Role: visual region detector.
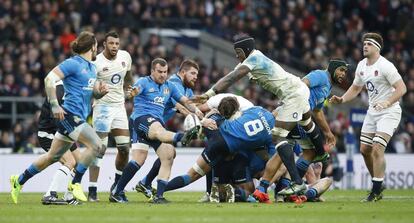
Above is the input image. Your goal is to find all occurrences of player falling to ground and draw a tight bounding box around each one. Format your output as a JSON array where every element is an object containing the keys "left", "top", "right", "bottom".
[
  {"left": 193, "top": 35, "right": 327, "bottom": 196},
  {"left": 109, "top": 58, "right": 203, "bottom": 204},
  {"left": 87, "top": 31, "right": 133, "bottom": 202},
  {"left": 164, "top": 97, "right": 275, "bottom": 198},
  {"left": 196, "top": 93, "right": 254, "bottom": 202},
  {"left": 10, "top": 31, "right": 110, "bottom": 203},
  {"left": 330, "top": 32, "right": 407, "bottom": 202},
  {"left": 135, "top": 59, "right": 199, "bottom": 199},
  {"left": 37, "top": 80, "right": 80, "bottom": 205}
]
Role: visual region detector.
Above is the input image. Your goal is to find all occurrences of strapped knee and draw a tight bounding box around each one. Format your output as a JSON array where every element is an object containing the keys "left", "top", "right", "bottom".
[
  {"left": 360, "top": 134, "right": 373, "bottom": 146},
  {"left": 91, "top": 157, "right": 102, "bottom": 167},
  {"left": 373, "top": 135, "right": 388, "bottom": 149},
  {"left": 115, "top": 136, "right": 130, "bottom": 154},
  {"left": 131, "top": 142, "right": 149, "bottom": 151},
  {"left": 298, "top": 117, "right": 312, "bottom": 127},
  {"left": 271, "top": 127, "right": 290, "bottom": 138},
  {"left": 192, "top": 163, "right": 206, "bottom": 176}
]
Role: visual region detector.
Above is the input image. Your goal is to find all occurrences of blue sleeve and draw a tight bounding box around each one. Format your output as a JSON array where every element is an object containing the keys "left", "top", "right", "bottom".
[
  {"left": 304, "top": 70, "right": 326, "bottom": 88},
  {"left": 188, "top": 89, "right": 194, "bottom": 98},
  {"left": 58, "top": 58, "right": 79, "bottom": 78},
  {"left": 170, "top": 82, "right": 184, "bottom": 102},
  {"left": 133, "top": 78, "right": 146, "bottom": 95}
]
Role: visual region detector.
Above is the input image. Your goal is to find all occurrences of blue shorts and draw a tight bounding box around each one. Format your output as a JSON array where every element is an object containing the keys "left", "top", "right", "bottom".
[
  {"left": 56, "top": 112, "right": 86, "bottom": 140},
  {"left": 130, "top": 115, "right": 164, "bottom": 150},
  {"left": 201, "top": 129, "right": 231, "bottom": 167},
  {"left": 213, "top": 153, "right": 252, "bottom": 184}
]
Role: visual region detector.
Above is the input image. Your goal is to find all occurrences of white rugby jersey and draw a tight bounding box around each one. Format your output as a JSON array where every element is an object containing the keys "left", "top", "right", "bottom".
[
  {"left": 93, "top": 50, "right": 132, "bottom": 105},
  {"left": 240, "top": 50, "right": 305, "bottom": 101},
  {"left": 207, "top": 93, "right": 254, "bottom": 111},
  {"left": 353, "top": 56, "right": 402, "bottom": 107}
]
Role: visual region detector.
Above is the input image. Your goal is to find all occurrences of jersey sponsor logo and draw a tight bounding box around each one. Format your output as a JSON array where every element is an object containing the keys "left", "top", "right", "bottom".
[
  {"left": 103, "top": 67, "right": 109, "bottom": 72},
  {"left": 153, "top": 96, "right": 165, "bottom": 105},
  {"left": 149, "top": 88, "right": 155, "bottom": 93},
  {"left": 366, "top": 81, "right": 378, "bottom": 94},
  {"left": 293, "top": 112, "right": 298, "bottom": 119},
  {"left": 111, "top": 74, "right": 121, "bottom": 84},
  {"left": 360, "top": 71, "right": 364, "bottom": 76},
  {"left": 83, "top": 78, "right": 96, "bottom": 91}
]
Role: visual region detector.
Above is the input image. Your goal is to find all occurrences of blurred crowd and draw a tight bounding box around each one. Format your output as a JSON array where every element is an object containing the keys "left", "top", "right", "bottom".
[{"left": 0, "top": 0, "right": 412, "bottom": 153}]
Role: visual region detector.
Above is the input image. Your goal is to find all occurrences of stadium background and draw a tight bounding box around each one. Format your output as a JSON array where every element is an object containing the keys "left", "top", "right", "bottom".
[{"left": 0, "top": 0, "right": 413, "bottom": 190}]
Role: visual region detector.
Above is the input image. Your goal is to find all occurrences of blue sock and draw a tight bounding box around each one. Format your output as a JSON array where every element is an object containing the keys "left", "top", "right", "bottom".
[
  {"left": 296, "top": 157, "right": 311, "bottom": 178},
  {"left": 142, "top": 158, "right": 161, "bottom": 187},
  {"left": 257, "top": 179, "right": 270, "bottom": 193},
  {"left": 275, "top": 177, "right": 291, "bottom": 194},
  {"left": 18, "top": 164, "right": 40, "bottom": 185},
  {"left": 206, "top": 171, "right": 212, "bottom": 194},
  {"left": 114, "top": 172, "right": 122, "bottom": 185},
  {"left": 173, "top": 132, "right": 184, "bottom": 143},
  {"left": 165, "top": 174, "right": 191, "bottom": 191},
  {"left": 156, "top": 179, "right": 168, "bottom": 197},
  {"left": 72, "top": 163, "right": 88, "bottom": 184},
  {"left": 114, "top": 160, "right": 140, "bottom": 194},
  {"left": 305, "top": 188, "right": 318, "bottom": 201},
  {"left": 235, "top": 188, "right": 247, "bottom": 202}
]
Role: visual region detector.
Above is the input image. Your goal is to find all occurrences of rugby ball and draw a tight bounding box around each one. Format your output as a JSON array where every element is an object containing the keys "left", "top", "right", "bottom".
[{"left": 183, "top": 113, "right": 201, "bottom": 131}]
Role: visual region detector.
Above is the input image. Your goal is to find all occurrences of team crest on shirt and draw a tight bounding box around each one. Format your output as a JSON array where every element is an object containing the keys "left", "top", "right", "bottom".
[
  {"left": 122, "top": 62, "right": 126, "bottom": 68},
  {"left": 163, "top": 88, "right": 170, "bottom": 95},
  {"left": 360, "top": 71, "right": 364, "bottom": 76},
  {"left": 374, "top": 70, "right": 378, "bottom": 76}
]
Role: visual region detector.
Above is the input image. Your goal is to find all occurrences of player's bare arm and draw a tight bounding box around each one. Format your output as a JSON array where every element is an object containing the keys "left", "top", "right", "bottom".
[
  {"left": 313, "top": 108, "right": 336, "bottom": 149},
  {"left": 44, "top": 66, "right": 66, "bottom": 120},
  {"left": 175, "top": 102, "right": 191, "bottom": 116},
  {"left": 93, "top": 80, "right": 109, "bottom": 99},
  {"left": 192, "top": 65, "right": 251, "bottom": 103},
  {"left": 302, "top": 77, "right": 311, "bottom": 87},
  {"left": 180, "top": 96, "right": 204, "bottom": 119},
  {"left": 374, "top": 79, "right": 407, "bottom": 111},
  {"left": 123, "top": 70, "right": 133, "bottom": 92},
  {"left": 329, "top": 84, "right": 363, "bottom": 104}
]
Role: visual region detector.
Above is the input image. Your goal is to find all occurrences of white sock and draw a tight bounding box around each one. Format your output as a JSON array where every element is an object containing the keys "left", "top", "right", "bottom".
[{"left": 45, "top": 165, "right": 71, "bottom": 196}]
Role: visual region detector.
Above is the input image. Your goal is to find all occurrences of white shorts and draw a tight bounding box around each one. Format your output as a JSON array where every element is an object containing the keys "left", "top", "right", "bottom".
[
  {"left": 274, "top": 84, "right": 310, "bottom": 122},
  {"left": 361, "top": 105, "right": 402, "bottom": 137},
  {"left": 93, "top": 104, "right": 129, "bottom": 132}
]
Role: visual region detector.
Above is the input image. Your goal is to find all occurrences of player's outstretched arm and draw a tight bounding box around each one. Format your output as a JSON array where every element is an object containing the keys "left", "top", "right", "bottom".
[
  {"left": 44, "top": 67, "right": 66, "bottom": 120},
  {"left": 329, "top": 84, "right": 363, "bottom": 104},
  {"left": 192, "top": 65, "right": 251, "bottom": 104},
  {"left": 180, "top": 96, "right": 204, "bottom": 119}
]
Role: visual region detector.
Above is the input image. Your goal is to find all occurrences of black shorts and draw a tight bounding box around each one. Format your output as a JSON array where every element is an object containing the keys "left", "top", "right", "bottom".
[
  {"left": 201, "top": 129, "right": 231, "bottom": 167},
  {"left": 130, "top": 115, "right": 164, "bottom": 150},
  {"left": 56, "top": 112, "right": 86, "bottom": 139},
  {"left": 37, "top": 130, "right": 77, "bottom": 152},
  {"left": 213, "top": 153, "right": 252, "bottom": 184}
]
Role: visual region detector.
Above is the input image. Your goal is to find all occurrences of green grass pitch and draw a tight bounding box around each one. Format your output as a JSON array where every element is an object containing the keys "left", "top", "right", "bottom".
[{"left": 1, "top": 190, "right": 414, "bottom": 223}]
